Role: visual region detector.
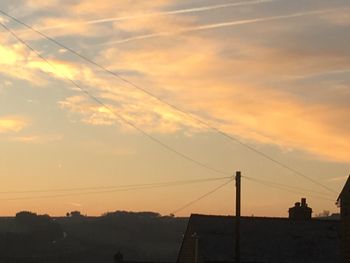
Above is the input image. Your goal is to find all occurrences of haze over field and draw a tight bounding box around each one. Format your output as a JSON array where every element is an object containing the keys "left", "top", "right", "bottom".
[{"left": 0, "top": 0, "right": 349, "bottom": 217}]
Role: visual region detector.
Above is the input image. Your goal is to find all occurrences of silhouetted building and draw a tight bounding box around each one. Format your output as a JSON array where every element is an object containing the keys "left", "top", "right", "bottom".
[
  {"left": 288, "top": 198, "right": 312, "bottom": 220},
  {"left": 337, "top": 175, "right": 350, "bottom": 263},
  {"left": 114, "top": 252, "right": 124, "bottom": 263},
  {"left": 177, "top": 214, "right": 339, "bottom": 263}
]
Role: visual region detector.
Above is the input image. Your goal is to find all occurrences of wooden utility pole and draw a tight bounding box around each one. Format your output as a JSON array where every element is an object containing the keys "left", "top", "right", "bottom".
[{"left": 235, "top": 171, "right": 241, "bottom": 263}]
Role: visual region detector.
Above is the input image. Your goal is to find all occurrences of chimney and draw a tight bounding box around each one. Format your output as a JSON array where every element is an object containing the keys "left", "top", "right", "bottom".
[
  {"left": 301, "top": 198, "right": 307, "bottom": 207},
  {"left": 289, "top": 198, "right": 312, "bottom": 220}
]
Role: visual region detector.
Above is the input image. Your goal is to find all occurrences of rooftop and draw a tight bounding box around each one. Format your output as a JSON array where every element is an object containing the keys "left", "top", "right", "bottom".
[{"left": 180, "top": 214, "right": 340, "bottom": 263}]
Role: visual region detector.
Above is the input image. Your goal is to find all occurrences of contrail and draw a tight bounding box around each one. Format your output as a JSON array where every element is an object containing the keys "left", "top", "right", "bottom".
[
  {"left": 26, "top": 0, "right": 275, "bottom": 31},
  {"left": 102, "top": 7, "right": 342, "bottom": 45},
  {"left": 291, "top": 68, "right": 350, "bottom": 79}
]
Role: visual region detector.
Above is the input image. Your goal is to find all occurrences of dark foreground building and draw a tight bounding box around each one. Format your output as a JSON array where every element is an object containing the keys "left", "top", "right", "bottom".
[
  {"left": 177, "top": 205, "right": 340, "bottom": 263},
  {"left": 337, "top": 175, "right": 350, "bottom": 263}
]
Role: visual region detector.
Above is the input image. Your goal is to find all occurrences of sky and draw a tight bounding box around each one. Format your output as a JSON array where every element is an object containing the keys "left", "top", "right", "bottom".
[{"left": 0, "top": 0, "right": 349, "bottom": 217}]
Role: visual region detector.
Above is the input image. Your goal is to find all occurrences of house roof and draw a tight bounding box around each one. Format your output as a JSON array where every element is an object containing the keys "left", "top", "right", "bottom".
[
  {"left": 180, "top": 214, "right": 339, "bottom": 263},
  {"left": 337, "top": 175, "right": 350, "bottom": 202}
]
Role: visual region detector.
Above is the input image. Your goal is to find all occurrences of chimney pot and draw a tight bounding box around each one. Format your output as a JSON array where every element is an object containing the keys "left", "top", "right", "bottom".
[
  {"left": 301, "top": 198, "right": 307, "bottom": 207},
  {"left": 289, "top": 198, "right": 312, "bottom": 220}
]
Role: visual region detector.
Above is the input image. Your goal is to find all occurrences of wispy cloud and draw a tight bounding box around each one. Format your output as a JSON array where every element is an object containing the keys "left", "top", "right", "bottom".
[
  {"left": 96, "top": 22, "right": 350, "bottom": 162},
  {"left": 2, "top": 0, "right": 350, "bottom": 164},
  {"left": 325, "top": 176, "right": 349, "bottom": 182},
  {"left": 0, "top": 40, "right": 96, "bottom": 86},
  {"left": 102, "top": 7, "right": 343, "bottom": 45},
  {"left": 0, "top": 117, "right": 28, "bottom": 133},
  {"left": 11, "top": 134, "right": 63, "bottom": 144},
  {"left": 25, "top": 0, "right": 275, "bottom": 32},
  {"left": 58, "top": 95, "right": 204, "bottom": 134},
  {"left": 320, "top": 8, "right": 350, "bottom": 26}
]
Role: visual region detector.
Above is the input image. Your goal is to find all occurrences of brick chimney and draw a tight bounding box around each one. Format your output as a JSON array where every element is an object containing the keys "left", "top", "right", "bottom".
[{"left": 288, "top": 198, "right": 312, "bottom": 220}]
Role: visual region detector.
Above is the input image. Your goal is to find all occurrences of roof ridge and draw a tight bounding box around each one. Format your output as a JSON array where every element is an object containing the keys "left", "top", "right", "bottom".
[
  {"left": 337, "top": 175, "right": 350, "bottom": 201},
  {"left": 190, "top": 214, "right": 339, "bottom": 222}
]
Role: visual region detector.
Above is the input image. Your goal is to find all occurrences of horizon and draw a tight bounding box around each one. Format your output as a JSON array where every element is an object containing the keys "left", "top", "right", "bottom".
[
  {"left": 0, "top": 207, "right": 341, "bottom": 218},
  {"left": 0, "top": 0, "right": 349, "bottom": 217}
]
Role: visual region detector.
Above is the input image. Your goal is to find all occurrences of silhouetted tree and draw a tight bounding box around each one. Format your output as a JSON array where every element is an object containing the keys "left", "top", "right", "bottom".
[
  {"left": 67, "top": 211, "right": 85, "bottom": 218},
  {"left": 315, "top": 210, "right": 331, "bottom": 217},
  {"left": 15, "top": 211, "right": 63, "bottom": 242}
]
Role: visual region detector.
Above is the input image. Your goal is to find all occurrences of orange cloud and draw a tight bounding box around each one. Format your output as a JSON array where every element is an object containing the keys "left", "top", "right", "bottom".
[
  {"left": 11, "top": 134, "right": 63, "bottom": 144},
  {"left": 0, "top": 41, "right": 95, "bottom": 86},
  {"left": 208, "top": 89, "right": 350, "bottom": 162},
  {"left": 0, "top": 117, "right": 28, "bottom": 133},
  {"left": 2, "top": 0, "right": 349, "bottom": 164},
  {"left": 95, "top": 29, "right": 350, "bottom": 162},
  {"left": 58, "top": 95, "right": 203, "bottom": 134},
  {"left": 0, "top": 42, "right": 45, "bottom": 85}
]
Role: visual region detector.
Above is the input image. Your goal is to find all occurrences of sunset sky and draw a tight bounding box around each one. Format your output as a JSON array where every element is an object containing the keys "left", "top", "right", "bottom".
[{"left": 0, "top": 0, "right": 349, "bottom": 217}]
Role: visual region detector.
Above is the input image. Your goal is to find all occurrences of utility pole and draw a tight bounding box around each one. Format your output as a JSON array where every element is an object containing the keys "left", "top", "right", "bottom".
[{"left": 235, "top": 171, "right": 241, "bottom": 263}]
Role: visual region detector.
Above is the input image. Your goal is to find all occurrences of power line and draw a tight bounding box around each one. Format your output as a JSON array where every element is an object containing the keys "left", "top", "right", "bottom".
[
  {"left": 243, "top": 176, "right": 335, "bottom": 198},
  {"left": 0, "top": 176, "right": 231, "bottom": 194},
  {"left": 0, "top": 11, "right": 338, "bottom": 210},
  {"left": 0, "top": 185, "right": 179, "bottom": 201},
  {"left": 0, "top": 20, "right": 230, "bottom": 177},
  {"left": 0, "top": 176, "right": 233, "bottom": 201},
  {"left": 243, "top": 176, "right": 335, "bottom": 202},
  {"left": 170, "top": 175, "right": 335, "bottom": 216},
  {"left": 170, "top": 177, "right": 234, "bottom": 215},
  {"left": 0, "top": 9, "right": 337, "bottom": 195}
]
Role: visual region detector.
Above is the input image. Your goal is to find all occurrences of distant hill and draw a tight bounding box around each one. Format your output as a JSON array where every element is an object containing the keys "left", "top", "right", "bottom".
[{"left": 0, "top": 211, "right": 188, "bottom": 263}]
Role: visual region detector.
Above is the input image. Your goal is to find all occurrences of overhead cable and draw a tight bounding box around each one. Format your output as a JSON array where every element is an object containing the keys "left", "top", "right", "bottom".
[
  {"left": 0, "top": 176, "right": 233, "bottom": 201},
  {"left": 0, "top": 10, "right": 337, "bottom": 194},
  {"left": 0, "top": 176, "right": 232, "bottom": 195},
  {"left": 0, "top": 20, "right": 230, "bottom": 177},
  {"left": 170, "top": 177, "right": 234, "bottom": 214}
]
